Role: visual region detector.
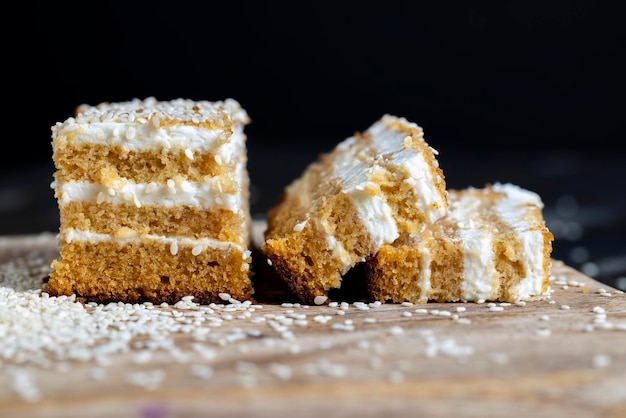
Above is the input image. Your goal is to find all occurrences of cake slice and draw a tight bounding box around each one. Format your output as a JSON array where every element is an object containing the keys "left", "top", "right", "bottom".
[
  {"left": 45, "top": 97, "right": 254, "bottom": 304},
  {"left": 365, "top": 183, "right": 554, "bottom": 304},
  {"left": 262, "top": 115, "right": 448, "bottom": 305}
]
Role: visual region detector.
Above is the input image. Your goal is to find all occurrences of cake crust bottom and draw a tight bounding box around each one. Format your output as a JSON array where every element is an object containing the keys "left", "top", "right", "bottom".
[{"left": 45, "top": 241, "right": 253, "bottom": 304}]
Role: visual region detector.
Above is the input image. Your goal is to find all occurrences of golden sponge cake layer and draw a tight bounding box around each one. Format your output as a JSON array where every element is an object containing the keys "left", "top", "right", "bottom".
[{"left": 50, "top": 240, "right": 252, "bottom": 304}]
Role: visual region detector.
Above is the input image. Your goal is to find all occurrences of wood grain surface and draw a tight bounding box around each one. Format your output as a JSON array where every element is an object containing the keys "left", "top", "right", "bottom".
[{"left": 1, "top": 229, "right": 625, "bottom": 418}]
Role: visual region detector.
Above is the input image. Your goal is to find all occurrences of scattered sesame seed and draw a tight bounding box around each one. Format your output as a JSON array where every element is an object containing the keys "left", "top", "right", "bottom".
[
  {"left": 313, "top": 295, "right": 328, "bottom": 305},
  {"left": 535, "top": 328, "right": 552, "bottom": 337},
  {"left": 489, "top": 353, "right": 510, "bottom": 364},
  {"left": 388, "top": 326, "right": 404, "bottom": 336},
  {"left": 592, "top": 354, "right": 611, "bottom": 369}
]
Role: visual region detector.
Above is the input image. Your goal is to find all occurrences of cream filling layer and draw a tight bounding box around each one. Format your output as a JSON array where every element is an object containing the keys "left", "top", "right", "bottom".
[
  {"left": 54, "top": 122, "right": 246, "bottom": 156},
  {"left": 61, "top": 228, "right": 250, "bottom": 260},
  {"left": 56, "top": 176, "right": 243, "bottom": 211}
]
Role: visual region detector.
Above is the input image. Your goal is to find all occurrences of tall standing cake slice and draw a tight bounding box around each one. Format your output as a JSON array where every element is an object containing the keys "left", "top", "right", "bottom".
[
  {"left": 45, "top": 97, "right": 254, "bottom": 304},
  {"left": 365, "top": 183, "right": 554, "bottom": 304},
  {"left": 262, "top": 115, "right": 448, "bottom": 305}
]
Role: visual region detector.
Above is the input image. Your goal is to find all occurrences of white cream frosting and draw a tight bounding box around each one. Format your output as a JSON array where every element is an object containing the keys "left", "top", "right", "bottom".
[
  {"left": 55, "top": 123, "right": 230, "bottom": 153},
  {"left": 416, "top": 245, "right": 433, "bottom": 303},
  {"left": 457, "top": 223, "right": 498, "bottom": 301},
  {"left": 61, "top": 228, "right": 248, "bottom": 259},
  {"left": 56, "top": 178, "right": 242, "bottom": 211}
]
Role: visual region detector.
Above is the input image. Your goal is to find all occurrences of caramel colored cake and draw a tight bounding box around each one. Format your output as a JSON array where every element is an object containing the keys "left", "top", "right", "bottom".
[
  {"left": 45, "top": 97, "right": 254, "bottom": 304},
  {"left": 262, "top": 115, "right": 448, "bottom": 305},
  {"left": 365, "top": 183, "right": 553, "bottom": 304}
]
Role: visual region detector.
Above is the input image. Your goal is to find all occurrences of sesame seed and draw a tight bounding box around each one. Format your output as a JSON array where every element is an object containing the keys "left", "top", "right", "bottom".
[
  {"left": 125, "top": 126, "right": 136, "bottom": 140},
  {"left": 535, "top": 328, "right": 552, "bottom": 337},
  {"left": 388, "top": 326, "right": 404, "bottom": 336},
  {"left": 313, "top": 295, "right": 328, "bottom": 305},
  {"left": 592, "top": 354, "right": 611, "bottom": 368}
]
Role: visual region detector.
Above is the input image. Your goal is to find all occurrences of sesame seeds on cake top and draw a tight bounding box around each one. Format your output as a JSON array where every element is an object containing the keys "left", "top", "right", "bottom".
[{"left": 45, "top": 97, "right": 254, "bottom": 304}]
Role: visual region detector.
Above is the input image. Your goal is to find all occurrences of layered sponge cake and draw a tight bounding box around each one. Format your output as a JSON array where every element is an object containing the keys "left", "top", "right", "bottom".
[
  {"left": 45, "top": 97, "right": 254, "bottom": 304},
  {"left": 365, "top": 183, "right": 553, "bottom": 304},
  {"left": 262, "top": 115, "right": 448, "bottom": 305}
]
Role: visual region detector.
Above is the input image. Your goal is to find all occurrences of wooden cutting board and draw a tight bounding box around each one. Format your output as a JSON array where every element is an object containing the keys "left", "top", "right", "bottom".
[{"left": 1, "top": 228, "right": 625, "bottom": 418}]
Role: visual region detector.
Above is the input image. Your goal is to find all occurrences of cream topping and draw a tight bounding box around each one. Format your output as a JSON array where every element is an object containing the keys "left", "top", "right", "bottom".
[{"left": 65, "top": 97, "right": 248, "bottom": 128}]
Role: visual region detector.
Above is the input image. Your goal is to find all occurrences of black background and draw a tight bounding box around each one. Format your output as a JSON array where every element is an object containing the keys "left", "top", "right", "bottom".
[
  {"left": 10, "top": 1, "right": 624, "bottom": 160},
  {"left": 4, "top": 1, "right": 626, "bottom": 288}
]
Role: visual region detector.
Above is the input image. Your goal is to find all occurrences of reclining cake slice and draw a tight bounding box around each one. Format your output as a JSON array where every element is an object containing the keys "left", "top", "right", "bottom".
[
  {"left": 45, "top": 97, "right": 253, "bottom": 304},
  {"left": 365, "top": 182, "right": 554, "bottom": 304},
  {"left": 262, "top": 115, "right": 448, "bottom": 305}
]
